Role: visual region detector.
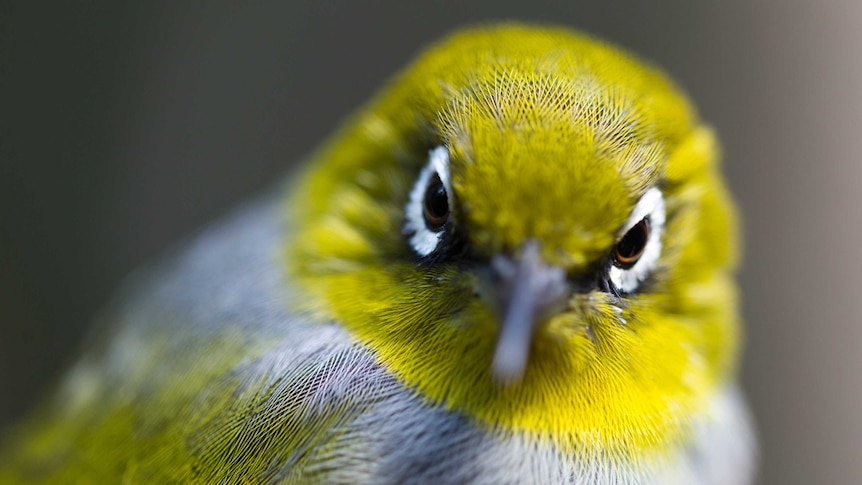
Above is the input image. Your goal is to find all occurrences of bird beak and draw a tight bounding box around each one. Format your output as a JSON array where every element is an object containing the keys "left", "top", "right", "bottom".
[{"left": 490, "top": 240, "right": 569, "bottom": 384}]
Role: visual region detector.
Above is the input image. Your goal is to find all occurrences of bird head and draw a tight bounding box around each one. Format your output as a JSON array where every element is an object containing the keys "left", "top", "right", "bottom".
[{"left": 287, "top": 24, "right": 740, "bottom": 458}]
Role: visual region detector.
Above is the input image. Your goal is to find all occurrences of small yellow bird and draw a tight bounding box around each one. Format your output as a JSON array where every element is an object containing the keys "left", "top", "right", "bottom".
[{"left": 1, "top": 24, "right": 755, "bottom": 484}]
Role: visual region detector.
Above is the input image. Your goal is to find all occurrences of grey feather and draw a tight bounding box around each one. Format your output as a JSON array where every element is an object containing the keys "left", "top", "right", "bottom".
[{"left": 2, "top": 188, "right": 755, "bottom": 484}]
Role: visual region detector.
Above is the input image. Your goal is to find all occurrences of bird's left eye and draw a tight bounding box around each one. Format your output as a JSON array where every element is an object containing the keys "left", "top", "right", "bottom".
[
  {"left": 614, "top": 219, "right": 650, "bottom": 268},
  {"left": 405, "top": 146, "right": 454, "bottom": 257},
  {"left": 606, "top": 188, "right": 665, "bottom": 294}
]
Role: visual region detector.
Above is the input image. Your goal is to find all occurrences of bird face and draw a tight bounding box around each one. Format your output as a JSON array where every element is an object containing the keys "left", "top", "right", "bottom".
[{"left": 288, "top": 25, "right": 740, "bottom": 458}]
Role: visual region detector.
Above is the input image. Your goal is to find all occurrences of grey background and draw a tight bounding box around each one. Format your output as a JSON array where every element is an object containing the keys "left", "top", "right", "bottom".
[{"left": 2, "top": 2, "right": 860, "bottom": 484}]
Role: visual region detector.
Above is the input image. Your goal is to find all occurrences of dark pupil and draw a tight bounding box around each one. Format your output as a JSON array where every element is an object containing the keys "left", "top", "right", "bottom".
[
  {"left": 423, "top": 174, "right": 449, "bottom": 230},
  {"left": 615, "top": 219, "right": 649, "bottom": 267}
]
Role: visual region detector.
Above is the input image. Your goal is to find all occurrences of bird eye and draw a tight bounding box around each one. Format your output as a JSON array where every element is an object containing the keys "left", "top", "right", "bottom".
[
  {"left": 423, "top": 174, "right": 450, "bottom": 231},
  {"left": 405, "top": 146, "right": 454, "bottom": 257},
  {"left": 606, "top": 188, "right": 665, "bottom": 294},
  {"left": 613, "top": 219, "right": 650, "bottom": 268}
]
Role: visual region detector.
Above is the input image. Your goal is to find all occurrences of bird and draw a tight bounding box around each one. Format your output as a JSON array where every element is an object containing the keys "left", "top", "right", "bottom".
[{"left": 0, "top": 24, "right": 756, "bottom": 484}]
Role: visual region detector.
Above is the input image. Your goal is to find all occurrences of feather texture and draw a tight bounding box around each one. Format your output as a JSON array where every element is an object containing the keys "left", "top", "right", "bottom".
[
  {"left": 0, "top": 195, "right": 752, "bottom": 484},
  {"left": 0, "top": 24, "right": 755, "bottom": 484}
]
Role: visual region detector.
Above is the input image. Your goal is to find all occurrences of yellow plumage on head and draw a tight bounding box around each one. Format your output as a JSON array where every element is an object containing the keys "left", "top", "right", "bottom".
[{"left": 1, "top": 24, "right": 754, "bottom": 484}]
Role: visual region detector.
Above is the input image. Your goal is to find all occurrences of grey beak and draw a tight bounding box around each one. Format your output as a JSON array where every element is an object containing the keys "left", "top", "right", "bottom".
[{"left": 490, "top": 240, "right": 569, "bottom": 384}]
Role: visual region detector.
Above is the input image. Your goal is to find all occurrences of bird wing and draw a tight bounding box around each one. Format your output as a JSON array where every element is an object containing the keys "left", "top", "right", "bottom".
[{"left": 0, "top": 193, "right": 403, "bottom": 483}]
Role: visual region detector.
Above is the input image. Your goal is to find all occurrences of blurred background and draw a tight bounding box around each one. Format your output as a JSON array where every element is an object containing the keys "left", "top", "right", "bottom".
[{"left": 2, "top": 1, "right": 860, "bottom": 483}]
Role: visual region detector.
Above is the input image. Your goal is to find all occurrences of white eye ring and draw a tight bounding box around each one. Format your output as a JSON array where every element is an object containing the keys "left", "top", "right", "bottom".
[
  {"left": 404, "top": 146, "right": 454, "bottom": 257},
  {"left": 608, "top": 187, "right": 665, "bottom": 293}
]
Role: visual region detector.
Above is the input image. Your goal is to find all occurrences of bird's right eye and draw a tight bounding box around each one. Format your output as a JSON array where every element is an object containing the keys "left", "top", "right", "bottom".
[
  {"left": 423, "top": 173, "right": 450, "bottom": 231},
  {"left": 405, "top": 146, "right": 454, "bottom": 257}
]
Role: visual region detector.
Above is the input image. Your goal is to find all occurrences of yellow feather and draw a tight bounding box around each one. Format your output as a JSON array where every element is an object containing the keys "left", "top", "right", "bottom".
[{"left": 287, "top": 23, "right": 740, "bottom": 460}]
